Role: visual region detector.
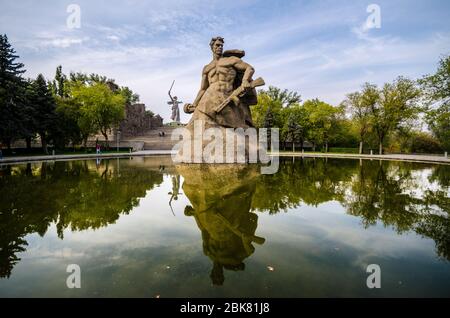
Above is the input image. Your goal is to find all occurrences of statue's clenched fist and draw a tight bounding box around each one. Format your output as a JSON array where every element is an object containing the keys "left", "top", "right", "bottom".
[{"left": 184, "top": 103, "right": 196, "bottom": 114}]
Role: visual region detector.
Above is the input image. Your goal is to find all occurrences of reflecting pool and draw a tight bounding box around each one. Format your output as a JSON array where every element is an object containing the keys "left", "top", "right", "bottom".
[{"left": 0, "top": 156, "right": 449, "bottom": 297}]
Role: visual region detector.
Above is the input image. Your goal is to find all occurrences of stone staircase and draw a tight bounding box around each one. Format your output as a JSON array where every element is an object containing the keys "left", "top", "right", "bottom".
[{"left": 124, "top": 126, "right": 182, "bottom": 150}]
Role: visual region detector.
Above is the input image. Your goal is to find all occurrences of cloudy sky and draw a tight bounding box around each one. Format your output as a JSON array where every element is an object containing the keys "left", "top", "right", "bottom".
[{"left": 1, "top": 0, "right": 449, "bottom": 122}]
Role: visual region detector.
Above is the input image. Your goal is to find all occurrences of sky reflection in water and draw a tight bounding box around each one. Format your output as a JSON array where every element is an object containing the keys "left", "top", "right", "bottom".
[{"left": 0, "top": 156, "right": 449, "bottom": 297}]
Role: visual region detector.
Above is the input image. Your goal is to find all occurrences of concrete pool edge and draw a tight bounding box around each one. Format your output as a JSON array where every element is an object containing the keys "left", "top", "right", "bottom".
[
  {"left": 272, "top": 152, "right": 450, "bottom": 165},
  {"left": 0, "top": 150, "right": 176, "bottom": 165},
  {"left": 1, "top": 150, "right": 449, "bottom": 165}
]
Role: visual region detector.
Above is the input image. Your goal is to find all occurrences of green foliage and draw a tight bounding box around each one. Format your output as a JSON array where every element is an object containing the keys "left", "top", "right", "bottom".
[
  {"left": 284, "top": 116, "right": 303, "bottom": 146},
  {"left": 425, "top": 104, "right": 450, "bottom": 151},
  {"left": 251, "top": 86, "right": 302, "bottom": 130},
  {"left": 52, "top": 65, "right": 67, "bottom": 97},
  {"left": 50, "top": 68, "right": 134, "bottom": 147},
  {"left": 419, "top": 55, "right": 450, "bottom": 104},
  {"left": 303, "top": 98, "right": 341, "bottom": 151},
  {"left": 251, "top": 92, "right": 284, "bottom": 128},
  {"left": 420, "top": 55, "right": 450, "bottom": 151},
  {"left": 343, "top": 78, "right": 422, "bottom": 154},
  {"left": 0, "top": 34, "right": 27, "bottom": 146},
  {"left": 371, "top": 77, "right": 422, "bottom": 154},
  {"left": 69, "top": 72, "right": 110, "bottom": 85},
  {"left": 54, "top": 95, "right": 83, "bottom": 147},
  {"left": 281, "top": 104, "right": 309, "bottom": 144},
  {"left": 253, "top": 79, "right": 426, "bottom": 154},
  {"left": 119, "top": 86, "right": 140, "bottom": 104},
  {"left": 71, "top": 82, "right": 125, "bottom": 144},
  {"left": 409, "top": 131, "right": 443, "bottom": 153},
  {"left": 27, "top": 74, "right": 58, "bottom": 153},
  {"left": 342, "top": 84, "right": 376, "bottom": 153},
  {"left": 328, "top": 147, "right": 359, "bottom": 154},
  {"left": 258, "top": 86, "right": 301, "bottom": 107},
  {"left": 252, "top": 87, "right": 357, "bottom": 151},
  {"left": 0, "top": 33, "right": 443, "bottom": 154}
]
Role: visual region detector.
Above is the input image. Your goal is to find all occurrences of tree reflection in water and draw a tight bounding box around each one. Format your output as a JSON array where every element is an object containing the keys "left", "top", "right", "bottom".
[
  {"left": 0, "top": 159, "right": 163, "bottom": 278},
  {"left": 250, "top": 158, "right": 450, "bottom": 260},
  {"left": 0, "top": 157, "right": 449, "bottom": 282}
]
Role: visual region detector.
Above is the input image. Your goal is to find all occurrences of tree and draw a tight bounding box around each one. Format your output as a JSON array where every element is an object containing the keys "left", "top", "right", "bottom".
[
  {"left": 303, "top": 99, "right": 339, "bottom": 152},
  {"left": 27, "top": 74, "right": 57, "bottom": 154},
  {"left": 281, "top": 104, "right": 309, "bottom": 150},
  {"left": 21, "top": 79, "right": 38, "bottom": 150},
  {"left": 47, "top": 65, "right": 84, "bottom": 149},
  {"left": 258, "top": 86, "right": 301, "bottom": 107},
  {"left": 263, "top": 107, "right": 274, "bottom": 128},
  {"left": 409, "top": 131, "right": 442, "bottom": 153},
  {"left": 425, "top": 104, "right": 450, "bottom": 151},
  {"left": 342, "top": 83, "right": 375, "bottom": 154},
  {"left": 69, "top": 72, "right": 113, "bottom": 86},
  {"left": 72, "top": 82, "right": 125, "bottom": 147},
  {"left": 119, "top": 86, "right": 140, "bottom": 104},
  {"left": 0, "top": 34, "right": 26, "bottom": 148},
  {"left": 285, "top": 116, "right": 304, "bottom": 151},
  {"left": 55, "top": 70, "right": 138, "bottom": 148},
  {"left": 419, "top": 55, "right": 450, "bottom": 151},
  {"left": 330, "top": 117, "right": 359, "bottom": 148},
  {"left": 251, "top": 91, "right": 284, "bottom": 128},
  {"left": 369, "top": 77, "right": 422, "bottom": 154},
  {"left": 54, "top": 96, "right": 83, "bottom": 149},
  {"left": 52, "top": 65, "right": 67, "bottom": 98}
]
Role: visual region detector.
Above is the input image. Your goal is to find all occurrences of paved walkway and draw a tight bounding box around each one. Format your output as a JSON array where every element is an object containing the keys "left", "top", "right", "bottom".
[
  {"left": 1, "top": 150, "right": 448, "bottom": 165},
  {"left": 0, "top": 150, "right": 176, "bottom": 165}
]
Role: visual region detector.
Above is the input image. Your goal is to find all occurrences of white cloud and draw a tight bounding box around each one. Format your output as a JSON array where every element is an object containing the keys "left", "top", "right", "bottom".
[
  {"left": 2, "top": 0, "right": 450, "bottom": 122},
  {"left": 106, "top": 35, "right": 120, "bottom": 42},
  {"left": 43, "top": 37, "right": 88, "bottom": 48}
]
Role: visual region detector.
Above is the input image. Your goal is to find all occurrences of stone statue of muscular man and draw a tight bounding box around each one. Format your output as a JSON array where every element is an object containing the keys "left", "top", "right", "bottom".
[{"left": 184, "top": 36, "right": 262, "bottom": 129}]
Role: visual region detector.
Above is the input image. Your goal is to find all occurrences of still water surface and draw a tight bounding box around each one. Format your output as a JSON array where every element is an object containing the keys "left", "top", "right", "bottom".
[{"left": 0, "top": 156, "right": 449, "bottom": 297}]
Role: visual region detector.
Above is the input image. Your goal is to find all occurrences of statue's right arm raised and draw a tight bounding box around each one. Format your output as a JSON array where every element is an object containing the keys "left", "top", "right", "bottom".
[{"left": 184, "top": 66, "right": 209, "bottom": 114}]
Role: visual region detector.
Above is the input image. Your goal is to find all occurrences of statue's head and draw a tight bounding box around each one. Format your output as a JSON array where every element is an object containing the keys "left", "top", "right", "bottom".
[
  {"left": 209, "top": 36, "right": 224, "bottom": 56},
  {"left": 173, "top": 96, "right": 178, "bottom": 100}
]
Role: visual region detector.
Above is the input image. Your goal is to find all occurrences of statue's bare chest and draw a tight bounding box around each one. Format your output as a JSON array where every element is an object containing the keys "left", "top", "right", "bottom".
[{"left": 206, "top": 59, "right": 237, "bottom": 83}]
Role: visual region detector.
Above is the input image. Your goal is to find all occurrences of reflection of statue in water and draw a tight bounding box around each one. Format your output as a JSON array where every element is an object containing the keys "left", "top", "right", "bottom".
[
  {"left": 168, "top": 80, "right": 181, "bottom": 122},
  {"left": 177, "top": 165, "right": 265, "bottom": 285}
]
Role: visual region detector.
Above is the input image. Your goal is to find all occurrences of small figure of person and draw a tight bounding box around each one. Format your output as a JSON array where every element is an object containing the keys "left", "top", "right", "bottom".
[{"left": 96, "top": 143, "right": 101, "bottom": 154}]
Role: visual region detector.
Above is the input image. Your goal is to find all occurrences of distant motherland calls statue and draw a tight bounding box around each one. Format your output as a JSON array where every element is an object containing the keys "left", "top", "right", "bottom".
[
  {"left": 167, "top": 80, "right": 181, "bottom": 122},
  {"left": 180, "top": 36, "right": 265, "bottom": 162}
]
